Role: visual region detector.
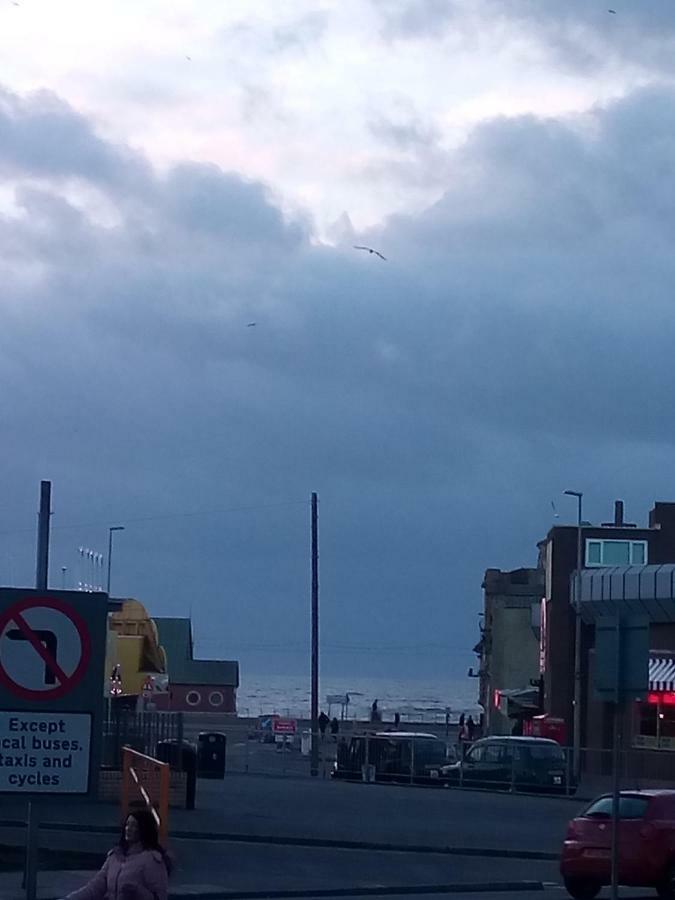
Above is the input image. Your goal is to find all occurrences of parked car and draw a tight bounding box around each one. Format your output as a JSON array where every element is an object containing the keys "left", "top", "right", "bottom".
[
  {"left": 332, "top": 732, "right": 448, "bottom": 784},
  {"left": 561, "top": 790, "right": 675, "bottom": 899},
  {"left": 438, "top": 736, "right": 572, "bottom": 794}
]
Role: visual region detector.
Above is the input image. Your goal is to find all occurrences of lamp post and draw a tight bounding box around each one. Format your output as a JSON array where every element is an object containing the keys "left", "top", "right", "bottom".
[
  {"left": 563, "top": 490, "right": 583, "bottom": 779},
  {"left": 106, "top": 526, "right": 125, "bottom": 595}
]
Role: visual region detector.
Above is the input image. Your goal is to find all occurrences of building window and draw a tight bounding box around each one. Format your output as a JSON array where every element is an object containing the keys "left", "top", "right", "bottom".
[
  {"left": 585, "top": 539, "right": 647, "bottom": 567},
  {"left": 186, "top": 690, "right": 201, "bottom": 706},
  {"left": 209, "top": 691, "right": 224, "bottom": 707}
]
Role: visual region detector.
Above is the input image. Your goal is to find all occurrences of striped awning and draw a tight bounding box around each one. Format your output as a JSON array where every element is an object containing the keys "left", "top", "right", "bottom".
[{"left": 650, "top": 657, "right": 675, "bottom": 691}]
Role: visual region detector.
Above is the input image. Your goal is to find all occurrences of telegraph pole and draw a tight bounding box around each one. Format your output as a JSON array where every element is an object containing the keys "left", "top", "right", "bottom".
[
  {"left": 310, "top": 492, "right": 319, "bottom": 777},
  {"left": 35, "top": 480, "right": 51, "bottom": 590}
]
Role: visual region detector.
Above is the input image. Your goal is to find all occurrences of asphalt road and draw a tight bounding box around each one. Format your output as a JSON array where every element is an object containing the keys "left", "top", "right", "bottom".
[
  {"left": 0, "top": 763, "right": 591, "bottom": 897},
  {"left": 0, "top": 769, "right": 580, "bottom": 855}
]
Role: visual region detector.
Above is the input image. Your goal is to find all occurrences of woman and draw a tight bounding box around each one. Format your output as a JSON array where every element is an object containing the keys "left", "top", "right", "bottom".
[{"left": 62, "top": 808, "right": 170, "bottom": 900}]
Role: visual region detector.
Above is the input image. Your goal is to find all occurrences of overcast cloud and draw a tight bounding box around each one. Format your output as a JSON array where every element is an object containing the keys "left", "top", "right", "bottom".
[{"left": 2, "top": 3, "right": 675, "bottom": 689}]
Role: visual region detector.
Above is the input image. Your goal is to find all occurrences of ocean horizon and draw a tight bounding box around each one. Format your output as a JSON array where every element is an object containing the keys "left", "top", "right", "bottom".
[{"left": 236, "top": 673, "right": 481, "bottom": 722}]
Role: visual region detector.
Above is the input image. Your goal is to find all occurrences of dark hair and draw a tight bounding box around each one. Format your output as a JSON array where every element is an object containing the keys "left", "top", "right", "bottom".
[{"left": 119, "top": 809, "right": 172, "bottom": 874}]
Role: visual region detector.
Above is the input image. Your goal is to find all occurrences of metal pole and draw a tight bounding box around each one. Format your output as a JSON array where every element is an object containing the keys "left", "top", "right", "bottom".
[
  {"left": 107, "top": 530, "right": 113, "bottom": 593},
  {"left": 24, "top": 800, "right": 38, "bottom": 900},
  {"left": 310, "top": 492, "right": 319, "bottom": 777},
  {"left": 564, "top": 490, "right": 583, "bottom": 780},
  {"left": 610, "top": 698, "right": 621, "bottom": 900},
  {"left": 35, "top": 480, "right": 51, "bottom": 590},
  {"left": 610, "top": 615, "right": 622, "bottom": 900},
  {"left": 574, "top": 494, "right": 582, "bottom": 780},
  {"left": 107, "top": 526, "right": 124, "bottom": 594}
]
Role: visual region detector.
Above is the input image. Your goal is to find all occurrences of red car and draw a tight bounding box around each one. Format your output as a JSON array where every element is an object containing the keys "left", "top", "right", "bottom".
[{"left": 561, "top": 790, "right": 675, "bottom": 899}]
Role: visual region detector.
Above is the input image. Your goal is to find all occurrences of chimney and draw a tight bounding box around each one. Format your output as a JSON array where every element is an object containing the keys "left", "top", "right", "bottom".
[{"left": 602, "top": 499, "right": 635, "bottom": 528}]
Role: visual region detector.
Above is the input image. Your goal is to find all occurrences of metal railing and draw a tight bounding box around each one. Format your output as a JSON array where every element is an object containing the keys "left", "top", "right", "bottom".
[{"left": 103, "top": 709, "right": 184, "bottom": 768}]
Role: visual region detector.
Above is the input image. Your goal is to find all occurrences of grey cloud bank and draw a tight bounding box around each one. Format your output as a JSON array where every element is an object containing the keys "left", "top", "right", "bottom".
[{"left": 1, "top": 79, "right": 675, "bottom": 680}]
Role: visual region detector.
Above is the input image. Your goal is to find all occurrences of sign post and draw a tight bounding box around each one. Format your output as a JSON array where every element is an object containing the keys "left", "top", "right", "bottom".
[
  {"left": 594, "top": 615, "right": 649, "bottom": 900},
  {"left": 0, "top": 588, "right": 108, "bottom": 899}
]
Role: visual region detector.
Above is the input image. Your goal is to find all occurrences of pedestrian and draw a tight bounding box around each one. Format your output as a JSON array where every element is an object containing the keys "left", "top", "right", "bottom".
[
  {"left": 394, "top": 712, "right": 401, "bottom": 729},
  {"left": 370, "top": 699, "right": 379, "bottom": 723},
  {"left": 62, "top": 808, "right": 171, "bottom": 900},
  {"left": 330, "top": 716, "right": 339, "bottom": 738},
  {"left": 318, "top": 711, "right": 329, "bottom": 739},
  {"left": 467, "top": 715, "right": 477, "bottom": 741}
]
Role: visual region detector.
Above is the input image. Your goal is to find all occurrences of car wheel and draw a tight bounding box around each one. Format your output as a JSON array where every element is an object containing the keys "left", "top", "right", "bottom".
[
  {"left": 657, "top": 863, "right": 675, "bottom": 900},
  {"left": 562, "top": 877, "right": 602, "bottom": 900}
]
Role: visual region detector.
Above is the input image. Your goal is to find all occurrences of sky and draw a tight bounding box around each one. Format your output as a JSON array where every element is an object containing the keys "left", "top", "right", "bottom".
[{"left": 2, "top": 0, "right": 675, "bottom": 689}]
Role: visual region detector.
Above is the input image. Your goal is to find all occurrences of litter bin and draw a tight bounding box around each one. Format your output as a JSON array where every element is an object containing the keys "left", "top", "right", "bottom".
[
  {"left": 155, "top": 739, "right": 197, "bottom": 810},
  {"left": 197, "top": 732, "right": 226, "bottom": 779}
]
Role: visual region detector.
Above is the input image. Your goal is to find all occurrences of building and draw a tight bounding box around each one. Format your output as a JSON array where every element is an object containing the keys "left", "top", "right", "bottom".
[
  {"left": 153, "top": 617, "right": 239, "bottom": 713},
  {"left": 538, "top": 500, "right": 675, "bottom": 751},
  {"left": 105, "top": 599, "right": 168, "bottom": 698},
  {"left": 577, "top": 562, "right": 675, "bottom": 758},
  {"left": 476, "top": 567, "right": 544, "bottom": 735}
]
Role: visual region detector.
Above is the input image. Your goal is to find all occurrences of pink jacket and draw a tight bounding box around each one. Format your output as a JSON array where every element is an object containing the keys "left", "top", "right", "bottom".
[{"left": 65, "top": 846, "right": 169, "bottom": 900}]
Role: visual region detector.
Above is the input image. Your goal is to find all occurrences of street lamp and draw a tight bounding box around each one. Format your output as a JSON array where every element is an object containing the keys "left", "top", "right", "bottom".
[
  {"left": 106, "top": 526, "right": 125, "bottom": 595},
  {"left": 563, "top": 490, "right": 583, "bottom": 778}
]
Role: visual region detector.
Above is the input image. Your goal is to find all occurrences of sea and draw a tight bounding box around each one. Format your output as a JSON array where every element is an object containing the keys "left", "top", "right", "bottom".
[{"left": 236, "top": 674, "right": 481, "bottom": 723}]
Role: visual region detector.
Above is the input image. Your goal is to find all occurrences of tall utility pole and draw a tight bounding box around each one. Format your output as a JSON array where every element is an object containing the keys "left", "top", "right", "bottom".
[
  {"left": 310, "top": 492, "right": 319, "bottom": 777},
  {"left": 35, "top": 480, "right": 52, "bottom": 590},
  {"left": 564, "top": 489, "right": 583, "bottom": 780}
]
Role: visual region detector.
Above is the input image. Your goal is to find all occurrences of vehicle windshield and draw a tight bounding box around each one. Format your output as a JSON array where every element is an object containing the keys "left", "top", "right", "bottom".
[
  {"left": 413, "top": 739, "right": 447, "bottom": 764},
  {"left": 584, "top": 796, "right": 649, "bottom": 820},
  {"left": 527, "top": 744, "right": 565, "bottom": 761}
]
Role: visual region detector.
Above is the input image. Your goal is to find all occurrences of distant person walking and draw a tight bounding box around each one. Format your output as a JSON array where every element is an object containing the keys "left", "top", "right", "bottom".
[
  {"left": 63, "top": 808, "right": 170, "bottom": 900},
  {"left": 467, "top": 715, "right": 477, "bottom": 741},
  {"left": 318, "top": 711, "right": 330, "bottom": 739},
  {"left": 330, "top": 717, "right": 339, "bottom": 739},
  {"left": 371, "top": 699, "right": 380, "bottom": 723},
  {"left": 394, "top": 712, "right": 401, "bottom": 729}
]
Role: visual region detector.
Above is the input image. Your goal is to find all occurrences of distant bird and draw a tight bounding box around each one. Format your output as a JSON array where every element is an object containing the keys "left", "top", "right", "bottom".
[
  {"left": 608, "top": 8, "right": 616, "bottom": 13},
  {"left": 185, "top": 55, "right": 192, "bottom": 61},
  {"left": 354, "top": 245, "right": 386, "bottom": 261},
  {"left": 246, "top": 322, "right": 256, "bottom": 327}
]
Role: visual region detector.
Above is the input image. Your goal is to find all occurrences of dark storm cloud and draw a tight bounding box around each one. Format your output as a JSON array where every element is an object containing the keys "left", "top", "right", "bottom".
[
  {"left": 372, "top": 0, "right": 675, "bottom": 76},
  {"left": 495, "top": 0, "right": 675, "bottom": 74},
  {"left": 0, "top": 87, "right": 151, "bottom": 188},
  {"left": 3, "top": 81, "right": 675, "bottom": 678}
]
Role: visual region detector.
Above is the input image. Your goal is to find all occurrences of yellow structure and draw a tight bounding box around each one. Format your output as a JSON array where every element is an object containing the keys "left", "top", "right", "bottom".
[{"left": 105, "top": 599, "right": 168, "bottom": 696}]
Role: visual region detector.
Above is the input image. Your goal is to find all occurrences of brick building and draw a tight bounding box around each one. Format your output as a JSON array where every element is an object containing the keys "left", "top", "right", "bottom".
[
  {"left": 153, "top": 617, "right": 239, "bottom": 714},
  {"left": 538, "top": 500, "right": 675, "bottom": 749}
]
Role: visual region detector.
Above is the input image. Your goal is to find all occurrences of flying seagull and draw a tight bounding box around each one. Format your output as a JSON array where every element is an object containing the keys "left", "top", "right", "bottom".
[
  {"left": 246, "top": 322, "right": 257, "bottom": 327},
  {"left": 608, "top": 8, "right": 616, "bottom": 12},
  {"left": 354, "top": 245, "right": 386, "bottom": 261}
]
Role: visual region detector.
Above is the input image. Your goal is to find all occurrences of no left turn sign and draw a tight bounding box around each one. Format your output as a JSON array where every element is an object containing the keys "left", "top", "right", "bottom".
[{"left": 0, "top": 596, "right": 91, "bottom": 701}]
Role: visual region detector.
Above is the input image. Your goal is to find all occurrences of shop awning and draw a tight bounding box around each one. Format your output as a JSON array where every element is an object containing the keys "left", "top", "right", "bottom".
[{"left": 649, "top": 657, "right": 675, "bottom": 691}]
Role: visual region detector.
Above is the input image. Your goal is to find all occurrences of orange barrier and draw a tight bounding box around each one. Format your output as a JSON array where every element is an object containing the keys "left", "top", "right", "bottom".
[{"left": 121, "top": 747, "right": 170, "bottom": 844}]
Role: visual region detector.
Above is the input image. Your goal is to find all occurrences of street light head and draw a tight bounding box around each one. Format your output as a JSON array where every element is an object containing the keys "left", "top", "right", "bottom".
[
  {"left": 563, "top": 490, "right": 583, "bottom": 498},
  {"left": 110, "top": 526, "right": 125, "bottom": 532}
]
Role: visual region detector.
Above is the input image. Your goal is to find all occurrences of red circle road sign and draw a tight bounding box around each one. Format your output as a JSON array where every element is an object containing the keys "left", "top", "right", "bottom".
[{"left": 0, "top": 596, "right": 92, "bottom": 701}]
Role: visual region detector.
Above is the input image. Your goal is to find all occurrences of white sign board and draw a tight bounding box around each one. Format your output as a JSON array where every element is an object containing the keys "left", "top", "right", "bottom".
[{"left": 0, "top": 711, "right": 91, "bottom": 793}]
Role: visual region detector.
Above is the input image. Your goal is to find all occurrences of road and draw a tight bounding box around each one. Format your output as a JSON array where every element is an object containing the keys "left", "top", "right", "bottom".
[{"left": 0, "top": 770, "right": 584, "bottom": 897}]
